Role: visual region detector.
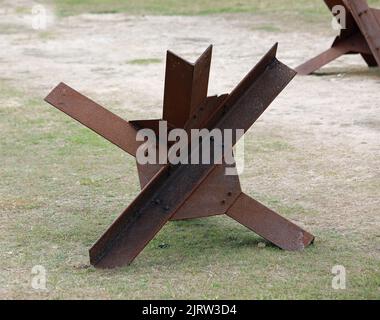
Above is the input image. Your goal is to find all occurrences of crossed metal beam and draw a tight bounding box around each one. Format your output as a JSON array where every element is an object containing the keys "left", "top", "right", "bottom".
[
  {"left": 45, "top": 44, "right": 314, "bottom": 269},
  {"left": 296, "top": 0, "right": 380, "bottom": 75}
]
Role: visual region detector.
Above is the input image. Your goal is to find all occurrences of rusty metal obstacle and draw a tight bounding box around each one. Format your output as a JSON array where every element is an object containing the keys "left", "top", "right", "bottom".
[
  {"left": 296, "top": 0, "right": 380, "bottom": 75},
  {"left": 45, "top": 44, "right": 314, "bottom": 268}
]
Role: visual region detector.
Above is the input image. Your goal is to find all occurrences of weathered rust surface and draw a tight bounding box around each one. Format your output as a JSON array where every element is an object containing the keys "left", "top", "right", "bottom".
[
  {"left": 296, "top": 0, "right": 380, "bottom": 74},
  {"left": 46, "top": 44, "right": 314, "bottom": 268},
  {"left": 45, "top": 83, "right": 141, "bottom": 156},
  {"left": 172, "top": 163, "right": 241, "bottom": 220},
  {"left": 163, "top": 46, "right": 212, "bottom": 128},
  {"left": 346, "top": 0, "right": 380, "bottom": 65},
  {"left": 227, "top": 193, "right": 314, "bottom": 251},
  {"left": 90, "top": 163, "right": 217, "bottom": 268}
]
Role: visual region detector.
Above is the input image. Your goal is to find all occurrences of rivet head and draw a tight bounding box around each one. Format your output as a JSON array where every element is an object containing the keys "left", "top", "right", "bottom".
[
  {"left": 221, "top": 199, "right": 226, "bottom": 205},
  {"left": 164, "top": 206, "right": 170, "bottom": 211},
  {"left": 227, "top": 192, "right": 232, "bottom": 196}
]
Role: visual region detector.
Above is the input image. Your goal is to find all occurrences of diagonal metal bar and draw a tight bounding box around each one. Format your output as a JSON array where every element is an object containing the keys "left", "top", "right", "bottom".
[
  {"left": 296, "top": 46, "right": 350, "bottom": 75},
  {"left": 361, "top": 53, "right": 378, "bottom": 66},
  {"left": 45, "top": 83, "right": 140, "bottom": 156},
  {"left": 227, "top": 193, "right": 314, "bottom": 251},
  {"left": 132, "top": 94, "right": 229, "bottom": 190},
  {"left": 296, "top": 31, "right": 373, "bottom": 75},
  {"left": 197, "top": 44, "right": 287, "bottom": 132},
  {"left": 345, "top": 0, "right": 380, "bottom": 65},
  {"left": 295, "top": 33, "right": 371, "bottom": 75},
  {"left": 374, "top": 8, "right": 380, "bottom": 20},
  {"left": 90, "top": 162, "right": 216, "bottom": 268},
  {"left": 135, "top": 161, "right": 165, "bottom": 190},
  {"left": 89, "top": 44, "right": 297, "bottom": 268},
  {"left": 215, "top": 44, "right": 296, "bottom": 141}
]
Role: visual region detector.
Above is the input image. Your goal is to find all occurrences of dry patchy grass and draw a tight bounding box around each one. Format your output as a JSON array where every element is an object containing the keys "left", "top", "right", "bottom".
[{"left": 0, "top": 80, "right": 379, "bottom": 299}]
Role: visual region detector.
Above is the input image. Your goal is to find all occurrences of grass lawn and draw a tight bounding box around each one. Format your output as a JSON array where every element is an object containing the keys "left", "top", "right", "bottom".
[
  {"left": 0, "top": 0, "right": 379, "bottom": 300},
  {"left": 1, "top": 80, "right": 379, "bottom": 299},
  {"left": 34, "top": 0, "right": 380, "bottom": 17}
]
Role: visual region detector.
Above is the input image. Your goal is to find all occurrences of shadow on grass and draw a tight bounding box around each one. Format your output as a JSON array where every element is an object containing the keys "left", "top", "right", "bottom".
[
  {"left": 126, "top": 216, "right": 281, "bottom": 269},
  {"left": 310, "top": 67, "right": 380, "bottom": 78}
]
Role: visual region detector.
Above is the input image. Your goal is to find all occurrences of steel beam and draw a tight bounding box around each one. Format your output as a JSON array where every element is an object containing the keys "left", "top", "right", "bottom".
[
  {"left": 346, "top": 0, "right": 380, "bottom": 66},
  {"left": 45, "top": 83, "right": 140, "bottom": 156},
  {"left": 227, "top": 193, "right": 314, "bottom": 251},
  {"left": 296, "top": 0, "right": 380, "bottom": 74},
  {"left": 46, "top": 44, "right": 314, "bottom": 268}
]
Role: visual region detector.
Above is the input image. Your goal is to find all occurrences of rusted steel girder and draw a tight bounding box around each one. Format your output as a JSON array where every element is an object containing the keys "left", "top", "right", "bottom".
[
  {"left": 296, "top": 0, "right": 380, "bottom": 75},
  {"left": 45, "top": 44, "right": 314, "bottom": 269}
]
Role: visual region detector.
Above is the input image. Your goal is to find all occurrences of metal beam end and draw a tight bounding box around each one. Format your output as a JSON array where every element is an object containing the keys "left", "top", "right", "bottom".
[{"left": 44, "top": 82, "right": 69, "bottom": 105}]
